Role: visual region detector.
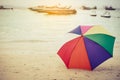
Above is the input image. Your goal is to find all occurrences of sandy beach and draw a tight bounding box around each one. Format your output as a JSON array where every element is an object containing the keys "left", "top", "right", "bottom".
[
  {"left": 0, "top": 41, "right": 120, "bottom": 80},
  {"left": 0, "top": 8, "right": 120, "bottom": 80}
]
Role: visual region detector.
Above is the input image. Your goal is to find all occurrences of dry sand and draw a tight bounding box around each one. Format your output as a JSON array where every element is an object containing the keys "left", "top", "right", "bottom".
[{"left": 0, "top": 40, "right": 120, "bottom": 80}]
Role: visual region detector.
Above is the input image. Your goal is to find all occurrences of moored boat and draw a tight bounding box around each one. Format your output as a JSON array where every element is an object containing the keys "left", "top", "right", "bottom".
[
  {"left": 45, "top": 9, "right": 76, "bottom": 15},
  {"left": 29, "top": 5, "right": 77, "bottom": 15},
  {"left": 0, "top": 5, "right": 13, "bottom": 10},
  {"left": 80, "top": 6, "right": 97, "bottom": 10},
  {"left": 105, "top": 6, "right": 116, "bottom": 10},
  {"left": 90, "top": 11, "right": 97, "bottom": 17},
  {"left": 101, "top": 11, "right": 111, "bottom": 18}
]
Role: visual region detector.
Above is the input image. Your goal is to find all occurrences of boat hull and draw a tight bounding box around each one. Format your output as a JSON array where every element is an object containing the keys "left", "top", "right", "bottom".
[
  {"left": 46, "top": 9, "right": 77, "bottom": 15},
  {"left": 29, "top": 6, "right": 77, "bottom": 15},
  {"left": 101, "top": 15, "right": 111, "bottom": 18}
]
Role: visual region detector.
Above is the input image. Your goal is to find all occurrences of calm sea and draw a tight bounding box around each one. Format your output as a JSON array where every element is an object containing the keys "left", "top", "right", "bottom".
[{"left": 0, "top": 9, "right": 120, "bottom": 54}]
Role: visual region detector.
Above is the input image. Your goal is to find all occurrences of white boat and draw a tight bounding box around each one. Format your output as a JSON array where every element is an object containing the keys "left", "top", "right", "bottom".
[
  {"left": 90, "top": 11, "right": 97, "bottom": 17},
  {"left": 101, "top": 11, "right": 111, "bottom": 18}
]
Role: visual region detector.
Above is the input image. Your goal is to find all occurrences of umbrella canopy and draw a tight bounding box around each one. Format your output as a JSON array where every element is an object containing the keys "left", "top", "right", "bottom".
[{"left": 57, "top": 25, "right": 115, "bottom": 70}]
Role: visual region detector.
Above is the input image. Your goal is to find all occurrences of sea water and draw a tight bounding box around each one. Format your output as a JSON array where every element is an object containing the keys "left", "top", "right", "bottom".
[{"left": 0, "top": 9, "right": 120, "bottom": 54}]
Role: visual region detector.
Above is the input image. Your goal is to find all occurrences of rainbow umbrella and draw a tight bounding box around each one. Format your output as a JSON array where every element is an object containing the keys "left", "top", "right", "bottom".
[{"left": 57, "top": 25, "right": 115, "bottom": 70}]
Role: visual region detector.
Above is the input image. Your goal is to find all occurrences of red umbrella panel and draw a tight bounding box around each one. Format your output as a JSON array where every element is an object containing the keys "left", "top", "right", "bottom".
[{"left": 57, "top": 25, "right": 115, "bottom": 70}]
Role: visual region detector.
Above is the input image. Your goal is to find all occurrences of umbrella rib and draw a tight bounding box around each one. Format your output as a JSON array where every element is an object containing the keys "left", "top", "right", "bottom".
[
  {"left": 67, "top": 36, "right": 82, "bottom": 68},
  {"left": 83, "top": 36, "right": 113, "bottom": 70},
  {"left": 84, "top": 36, "right": 113, "bottom": 57},
  {"left": 84, "top": 33, "right": 115, "bottom": 38},
  {"left": 82, "top": 37, "right": 93, "bottom": 70},
  {"left": 84, "top": 33, "right": 115, "bottom": 56}
]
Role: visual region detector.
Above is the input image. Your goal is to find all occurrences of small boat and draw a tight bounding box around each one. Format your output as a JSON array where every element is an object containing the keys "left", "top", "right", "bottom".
[
  {"left": 46, "top": 9, "right": 77, "bottom": 15},
  {"left": 29, "top": 5, "right": 77, "bottom": 15},
  {"left": 0, "top": 5, "right": 13, "bottom": 10},
  {"left": 80, "top": 6, "right": 97, "bottom": 10},
  {"left": 101, "top": 15, "right": 111, "bottom": 18},
  {"left": 90, "top": 11, "right": 97, "bottom": 17},
  {"left": 105, "top": 6, "right": 116, "bottom": 10},
  {"left": 101, "top": 11, "right": 111, "bottom": 18}
]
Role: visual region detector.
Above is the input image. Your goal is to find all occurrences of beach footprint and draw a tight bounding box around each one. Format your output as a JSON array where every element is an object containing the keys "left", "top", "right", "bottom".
[{"left": 116, "top": 73, "right": 120, "bottom": 77}]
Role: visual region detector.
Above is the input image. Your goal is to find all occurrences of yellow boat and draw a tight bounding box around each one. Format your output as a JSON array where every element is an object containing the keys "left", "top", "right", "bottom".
[
  {"left": 46, "top": 9, "right": 77, "bottom": 15},
  {"left": 29, "top": 5, "right": 77, "bottom": 15}
]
